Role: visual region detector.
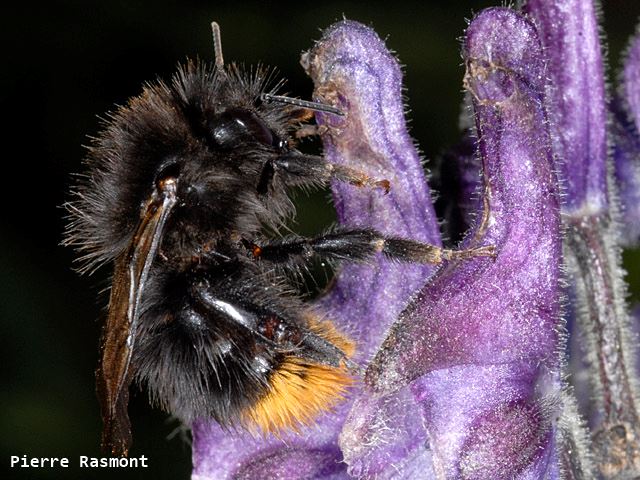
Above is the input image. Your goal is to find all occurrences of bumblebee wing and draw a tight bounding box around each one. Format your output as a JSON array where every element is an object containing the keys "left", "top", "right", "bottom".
[
  {"left": 97, "top": 180, "right": 177, "bottom": 456},
  {"left": 96, "top": 253, "right": 134, "bottom": 456}
]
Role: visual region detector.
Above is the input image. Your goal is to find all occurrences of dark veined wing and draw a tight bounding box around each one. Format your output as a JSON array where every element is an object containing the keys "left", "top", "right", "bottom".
[{"left": 97, "top": 178, "right": 177, "bottom": 456}]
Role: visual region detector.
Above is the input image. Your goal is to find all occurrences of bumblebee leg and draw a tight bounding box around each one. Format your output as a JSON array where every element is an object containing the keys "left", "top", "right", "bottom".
[
  {"left": 247, "top": 228, "right": 495, "bottom": 265},
  {"left": 294, "top": 124, "right": 329, "bottom": 139},
  {"left": 273, "top": 153, "right": 390, "bottom": 193}
]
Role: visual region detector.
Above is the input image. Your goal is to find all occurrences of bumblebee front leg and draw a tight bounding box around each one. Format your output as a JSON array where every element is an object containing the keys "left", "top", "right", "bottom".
[
  {"left": 246, "top": 228, "right": 495, "bottom": 265},
  {"left": 274, "top": 153, "right": 390, "bottom": 193},
  {"left": 294, "top": 124, "right": 329, "bottom": 139}
]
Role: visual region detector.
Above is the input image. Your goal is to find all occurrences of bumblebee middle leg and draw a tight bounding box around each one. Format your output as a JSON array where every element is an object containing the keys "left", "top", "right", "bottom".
[{"left": 245, "top": 228, "right": 495, "bottom": 265}]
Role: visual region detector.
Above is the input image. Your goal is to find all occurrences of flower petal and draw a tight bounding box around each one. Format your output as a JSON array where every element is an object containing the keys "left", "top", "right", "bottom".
[
  {"left": 303, "top": 20, "right": 442, "bottom": 359},
  {"left": 623, "top": 26, "right": 640, "bottom": 133},
  {"left": 613, "top": 26, "right": 640, "bottom": 247},
  {"left": 522, "top": 0, "right": 608, "bottom": 213},
  {"left": 304, "top": 19, "right": 444, "bottom": 477},
  {"left": 611, "top": 100, "right": 640, "bottom": 246},
  {"left": 345, "top": 8, "right": 565, "bottom": 478},
  {"left": 368, "top": 6, "right": 561, "bottom": 392}
]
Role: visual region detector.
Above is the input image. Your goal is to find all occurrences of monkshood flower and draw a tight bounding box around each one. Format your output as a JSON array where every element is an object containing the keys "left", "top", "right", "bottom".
[{"left": 192, "top": 3, "right": 640, "bottom": 479}]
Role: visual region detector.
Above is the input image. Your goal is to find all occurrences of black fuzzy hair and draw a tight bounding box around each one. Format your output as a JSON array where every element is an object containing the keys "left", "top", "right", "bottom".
[{"left": 64, "top": 61, "right": 291, "bottom": 275}]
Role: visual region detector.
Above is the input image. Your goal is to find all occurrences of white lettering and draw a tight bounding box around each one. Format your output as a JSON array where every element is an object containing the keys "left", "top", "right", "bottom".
[
  {"left": 77, "top": 455, "right": 149, "bottom": 467},
  {"left": 7, "top": 455, "right": 149, "bottom": 468},
  {"left": 9, "top": 456, "right": 70, "bottom": 468}
]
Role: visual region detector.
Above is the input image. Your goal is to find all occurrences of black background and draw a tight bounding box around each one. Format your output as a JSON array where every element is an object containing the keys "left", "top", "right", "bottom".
[{"left": 2, "top": 1, "right": 640, "bottom": 479}]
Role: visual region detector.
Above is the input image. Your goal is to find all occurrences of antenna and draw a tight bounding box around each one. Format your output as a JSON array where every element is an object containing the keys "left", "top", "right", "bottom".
[
  {"left": 211, "top": 21, "right": 224, "bottom": 68},
  {"left": 261, "top": 93, "right": 345, "bottom": 116}
]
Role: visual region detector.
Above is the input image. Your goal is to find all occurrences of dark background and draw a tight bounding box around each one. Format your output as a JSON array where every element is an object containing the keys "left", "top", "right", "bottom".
[{"left": 2, "top": 1, "right": 640, "bottom": 479}]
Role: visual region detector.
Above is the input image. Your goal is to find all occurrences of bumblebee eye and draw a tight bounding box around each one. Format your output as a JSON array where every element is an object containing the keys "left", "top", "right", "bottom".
[{"left": 210, "top": 108, "right": 281, "bottom": 148}]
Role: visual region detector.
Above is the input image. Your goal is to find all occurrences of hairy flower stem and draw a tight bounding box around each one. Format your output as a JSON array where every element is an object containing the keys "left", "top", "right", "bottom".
[
  {"left": 556, "top": 392, "right": 596, "bottom": 479},
  {"left": 565, "top": 213, "right": 640, "bottom": 477}
]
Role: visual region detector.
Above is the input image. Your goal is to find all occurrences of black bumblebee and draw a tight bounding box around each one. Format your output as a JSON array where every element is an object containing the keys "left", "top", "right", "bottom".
[{"left": 64, "top": 23, "right": 493, "bottom": 456}]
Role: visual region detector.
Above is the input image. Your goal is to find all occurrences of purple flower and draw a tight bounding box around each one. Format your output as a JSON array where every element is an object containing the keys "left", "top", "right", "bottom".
[
  {"left": 614, "top": 29, "right": 640, "bottom": 247},
  {"left": 192, "top": 3, "right": 640, "bottom": 478},
  {"left": 523, "top": 1, "right": 640, "bottom": 477},
  {"left": 612, "top": 98, "right": 640, "bottom": 247},
  {"left": 341, "top": 9, "right": 566, "bottom": 478}
]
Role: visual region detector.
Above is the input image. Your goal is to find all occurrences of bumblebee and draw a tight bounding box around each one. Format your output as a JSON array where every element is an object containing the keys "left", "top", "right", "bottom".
[{"left": 65, "top": 23, "right": 492, "bottom": 456}]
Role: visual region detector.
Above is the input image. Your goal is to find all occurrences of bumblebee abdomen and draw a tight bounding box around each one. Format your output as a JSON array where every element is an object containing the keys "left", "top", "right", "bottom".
[
  {"left": 132, "top": 263, "right": 353, "bottom": 431},
  {"left": 133, "top": 309, "right": 269, "bottom": 425}
]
